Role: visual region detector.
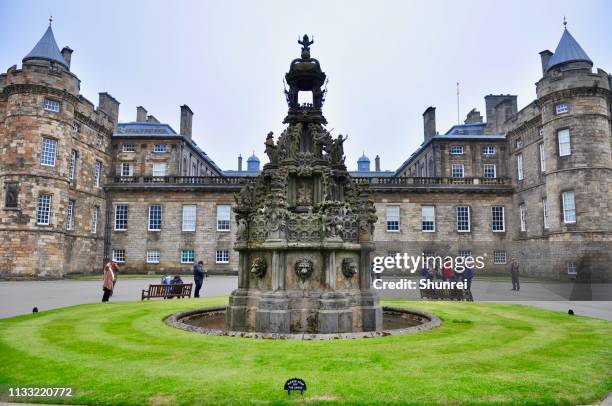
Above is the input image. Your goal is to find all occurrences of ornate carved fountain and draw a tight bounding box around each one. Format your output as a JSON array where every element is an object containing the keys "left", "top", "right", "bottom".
[{"left": 226, "top": 35, "right": 382, "bottom": 335}]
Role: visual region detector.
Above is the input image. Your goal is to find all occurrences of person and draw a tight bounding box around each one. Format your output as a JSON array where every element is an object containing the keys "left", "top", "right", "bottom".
[
  {"left": 510, "top": 258, "right": 520, "bottom": 291},
  {"left": 420, "top": 266, "right": 432, "bottom": 280},
  {"left": 442, "top": 261, "right": 454, "bottom": 282},
  {"left": 171, "top": 275, "right": 183, "bottom": 284},
  {"left": 193, "top": 261, "right": 207, "bottom": 298},
  {"left": 463, "top": 265, "right": 474, "bottom": 291},
  {"left": 102, "top": 260, "right": 118, "bottom": 302}
]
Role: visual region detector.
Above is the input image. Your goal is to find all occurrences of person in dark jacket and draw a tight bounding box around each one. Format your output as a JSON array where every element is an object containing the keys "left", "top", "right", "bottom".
[
  {"left": 171, "top": 275, "right": 183, "bottom": 284},
  {"left": 510, "top": 258, "right": 520, "bottom": 291},
  {"left": 463, "top": 265, "right": 474, "bottom": 291},
  {"left": 193, "top": 261, "right": 206, "bottom": 298}
]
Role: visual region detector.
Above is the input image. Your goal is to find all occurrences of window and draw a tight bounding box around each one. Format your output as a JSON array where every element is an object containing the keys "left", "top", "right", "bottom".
[
  {"left": 451, "top": 164, "right": 464, "bottom": 178},
  {"left": 148, "top": 205, "right": 162, "bottom": 231},
  {"left": 494, "top": 251, "right": 507, "bottom": 264},
  {"left": 181, "top": 250, "right": 195, "bottom": 264},
  {"left": 182, "top": 205, "right": 197, "bottom": 232},
  {"left": 154, "top": 144, "right": 167, "bottom": 153},
  {"left": 558, "top": 129, "right": 571, "bottom": 156},
  {"left": 539, "top": 127, "right": 544, "bottom": 137},
  {"left": 73, "top": 122, "right": 81, "bottom": 133},
  {"left": 114, "top": 204, "right": 128, "bottom": 230},
  {"left": 539, "top": 143, "right": 546, "bottom": 173},
  {"left": 152, "top": 163, "right": 166, "bottom": 177},
  {"left": 146, "top": 250, "right": 160, "bottom": 264},
  {"left": 562, "top": 191, "right": 576, "bottom": 224},
  {"left": 483, "top": 164, "right": 496, "bottom": 178},
  {"left": 41, "top": 138, "right": 57, "bottom": 166},
  {"left": 4, "top": 182, "right": 19, "bottom": 208},
  {"left": 192, "top": 163, "right": 197, "bottom": 176},
  {"left": 519, "top": 204, "right": 527, "bottom": 232},
  {"left": 91, "top": 206, "right": 99, "bottom": 234},
  {"left": 216, "top": 250, "right": 230, "bottom": 264},
  {"left": 94, "top": 160, "right": 101, "bottom": 187},
  {"left": 456, "top": 206, "right": 470, "bottom": 232},
  {"left": 555, "top": 103, "right": 569, "bottom": 114},
  {"left": 69, "top": 150, "right": 77, "bottom": 180},
  {"left": 44, "top": 98, "right": 60, "bottom": 112},
  {"left": 421, "top": 206, "right": 435, "bottom": 232},
  {"left": 121, "top": 162, "right": 134, "bottom": 177},
  {"left": 66, "top": 200, "right": 75, "bottom": 230},
  {"left": 542, "top": 198, "right": 549, "bottom": 229},
  {"left": 112, "top": 249, "right": 125, "bottom": 263},
  {"left": 491, "top": 206, "right": 505, "bottom": 232},
  {"left": 386, "top": 205, "right": 400, "bottom": 232},
  {"left": 36, "top": 194, "right": 52, "bottom": 225},
  {"left": 217, "top": 205, "right": 231, "bottom": 231},
  {"left": 567, "top": 262, "right": 577, "bottom": 275},
  {"left": 450, "top": 146, "right": 464, "bottom": 155},
  {"left": 482, "top": 146, "right": 496, "bottom": 155},
  {"left": 458, "top": 250, "right": 472, "bottom": 258},
  {"left": 96, "top": 135, "right": 104, "bottom": 147},
  {"left": 122, "top": 143, "right": 135, "bottom": 152},
  {"left": 516, "top": 154, "right": 524, "bottom": 181}
]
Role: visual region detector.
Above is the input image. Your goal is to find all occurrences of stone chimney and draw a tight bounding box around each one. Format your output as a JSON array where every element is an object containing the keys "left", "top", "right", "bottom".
[
  {"left": 238, "top": 155, "right": 243, "bottom": 171},
  {"left": 136, "top": 106, "right": 147, "bottom": 122},
  {"left": 464, "top": 108, "right": 483, "bottom": 124},
  {"left": 146, "top": 115, "right": 159, "bottom": 124},
  {"left": 180, "top": 105, "right": 193, "bottom": 140},
  {"left": 484, "top": 95, "right": 517, "bottom": 134},
  {"left": 61, "top": 46, "right": 73, "bottom": 69},
  {"left": 98, "top": 92, "right": 120, "bottom": 126},
  {"left": 423, "top": 107, "right": 436, "bottom": 143},
  {"left": 375, "top": 155, "right": 381, "bottom": 172},
  {"left": 539, "top": 50, "right": 553, "bottom": 76}
]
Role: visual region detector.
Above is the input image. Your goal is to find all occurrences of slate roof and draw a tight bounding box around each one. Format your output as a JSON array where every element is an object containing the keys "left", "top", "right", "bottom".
[
  {"left": 114, "top": 122, "right": 224, "bottom": 175},
  {"left": 547, "top": 29, "right": 592, "bottom": 71},
  {"left": 23, "top": 25, "right": 68, "bottom": 68}
]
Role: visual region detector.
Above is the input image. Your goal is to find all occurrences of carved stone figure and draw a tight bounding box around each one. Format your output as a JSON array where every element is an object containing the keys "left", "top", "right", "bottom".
[
  {"left": 264, "top": 132, "right": 279, "bottom": 164},
  {"left": 5, "top": 183, "right": 18, "bottom": 208},
  {"left": 331, "top": 134, "right": 348, "bottom": 164},
  {"left": 250, "top": 257, "right": 267, "bottom": 278},
  {"left": 295, "top": 257, "right": 314, "bottom": 281},
  {"left": 342, "top": 258, "right": 357, "bottom": 278}
]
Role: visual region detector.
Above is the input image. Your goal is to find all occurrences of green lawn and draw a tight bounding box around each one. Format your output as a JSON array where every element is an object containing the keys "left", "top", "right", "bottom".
[{"left": 0, "top": 299, "right": 610, "bottom": 405}]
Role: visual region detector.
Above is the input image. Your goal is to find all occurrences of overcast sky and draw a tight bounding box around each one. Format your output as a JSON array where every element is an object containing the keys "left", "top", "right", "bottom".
[{"left": 2, "top": 0, "right": 611, "bottom": 172}]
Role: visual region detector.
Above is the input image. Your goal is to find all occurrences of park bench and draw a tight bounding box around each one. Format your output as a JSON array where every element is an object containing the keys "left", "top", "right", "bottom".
[
  {"left": 420, "top": 287, "right": 473, "bottom": 302},
  {"left": 141, "top": 283, "right": 193, "bottom": 300}
]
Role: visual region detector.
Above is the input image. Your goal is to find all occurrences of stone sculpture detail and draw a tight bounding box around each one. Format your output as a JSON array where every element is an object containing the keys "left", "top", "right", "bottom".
[{"left": 226, "top": 36, "right": 382, "bottom": 335}]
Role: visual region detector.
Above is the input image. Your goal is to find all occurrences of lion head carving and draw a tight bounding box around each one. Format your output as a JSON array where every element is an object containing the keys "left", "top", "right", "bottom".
[
  {"left": 342, "top": 258, "right": 357, "bottom": 278},
  {"left": 250, "top": 257, "right": 267, "bottom": 278},
  {"left": 294, "top": 257, "right": 314, "bottom": 281}
]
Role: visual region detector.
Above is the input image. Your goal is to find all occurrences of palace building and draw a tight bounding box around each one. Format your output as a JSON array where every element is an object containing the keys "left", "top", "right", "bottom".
[{"left": 1, "top": 22, "right": 610, "bottom": 280}]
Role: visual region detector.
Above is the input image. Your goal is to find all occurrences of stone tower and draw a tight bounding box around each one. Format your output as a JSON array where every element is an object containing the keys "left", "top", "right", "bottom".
[
  {"left": 226, "top": 35, "right": 382, "bottom": 335},
  {"left": 534, "top": 25, "right": 612, "bottom": 280},
  {"left": 0, "top": 21, "right": 118, "bottom": 277}
]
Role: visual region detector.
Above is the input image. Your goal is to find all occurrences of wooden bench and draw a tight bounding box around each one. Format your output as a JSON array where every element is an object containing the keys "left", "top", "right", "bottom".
[
  {"left": 141, "top": 283, "right": 193, "bottom": 300},
  {"left": 420, "top": 287, "right": 473, "bottom": 302}
]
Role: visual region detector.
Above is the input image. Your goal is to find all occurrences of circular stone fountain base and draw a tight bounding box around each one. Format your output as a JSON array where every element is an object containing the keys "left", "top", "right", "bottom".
[{"left": 165, "top": 306, "right": 441, "bottom": 340}]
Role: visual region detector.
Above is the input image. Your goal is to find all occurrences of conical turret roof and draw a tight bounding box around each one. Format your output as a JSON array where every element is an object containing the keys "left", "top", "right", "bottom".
[
  {"left": 23, "top": 24, "right": 68, "bottom": 68},
  {"left": 547, "top": 28, "right": 592, "bottom": 71}
]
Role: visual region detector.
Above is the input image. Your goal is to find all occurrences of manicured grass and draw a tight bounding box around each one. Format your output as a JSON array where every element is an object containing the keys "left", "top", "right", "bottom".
[{"left": 0, "top": 299, "right": 610, "bottom": 405}]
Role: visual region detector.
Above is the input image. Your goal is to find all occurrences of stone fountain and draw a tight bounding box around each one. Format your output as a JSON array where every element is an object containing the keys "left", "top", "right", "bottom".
[{"left": 226, "top": 35, "right": 382, "bottom": 335}]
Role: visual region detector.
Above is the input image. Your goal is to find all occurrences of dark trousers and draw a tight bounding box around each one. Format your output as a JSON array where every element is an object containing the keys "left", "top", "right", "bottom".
[
  {"left": 512, "top": 276, "right": 520, "bottom": 291},
  {"left": 194, "top": 278, "right": 203, "bottom": 297},
  {"left": 102, "top": 288, "right": 112, "bottom": 302},
  {"left": 465, "top": 278, "right": 472, "bottom": 291}
]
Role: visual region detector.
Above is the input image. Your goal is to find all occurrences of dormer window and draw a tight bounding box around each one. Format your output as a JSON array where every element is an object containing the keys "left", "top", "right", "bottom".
[
  {"left": 450, "top": 146, "right": 464, "bottom": 155},
  {"left": 555, "top": 103, "right": 569, "bottom": 115},
  {"left": 49, "top": 62, "right": 60, "bottom": 73},
  {"left": 44, "top": 98, "right": 60, "bottom": 113}
]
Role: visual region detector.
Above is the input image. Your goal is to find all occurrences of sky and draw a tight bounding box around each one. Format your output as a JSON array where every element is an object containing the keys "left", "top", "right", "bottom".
[{"left": 1, "top": 0, "right": 611, "bottom": 172}]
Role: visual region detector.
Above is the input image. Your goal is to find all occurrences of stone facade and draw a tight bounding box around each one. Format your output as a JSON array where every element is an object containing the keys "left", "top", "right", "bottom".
[{"left": 0, "top": 24, "right": 610, "bottom": 281}]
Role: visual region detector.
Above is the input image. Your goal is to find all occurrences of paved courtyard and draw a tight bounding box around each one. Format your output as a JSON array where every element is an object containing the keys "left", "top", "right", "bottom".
[{"left": 0, "top": 275, "right": 610, "bottom": 320}]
